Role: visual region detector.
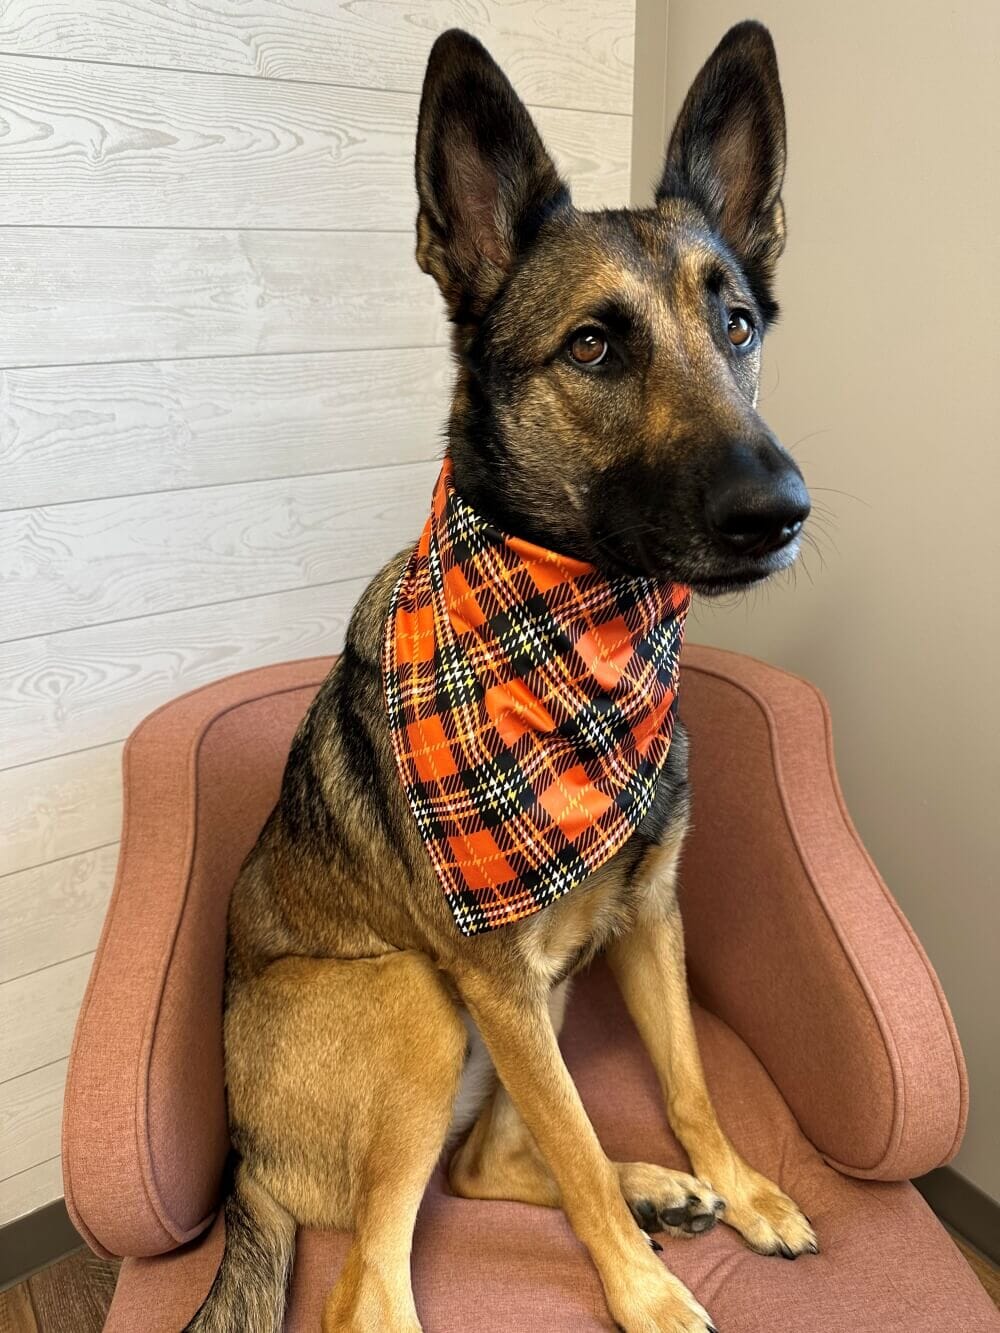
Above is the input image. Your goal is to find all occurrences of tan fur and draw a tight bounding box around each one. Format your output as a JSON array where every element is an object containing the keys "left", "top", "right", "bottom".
[
  {"left": 449, "top": 960, "right": 715, "bottom": 1331},
  {"left": 449, "top": 977, "right": 728, "bottom": 1242},
  {"left": 228, "top": 950, "right": 466, "bottom": 1331},
  {"left": 606, "top": 844, "right": 818, "bottom": 1258}
]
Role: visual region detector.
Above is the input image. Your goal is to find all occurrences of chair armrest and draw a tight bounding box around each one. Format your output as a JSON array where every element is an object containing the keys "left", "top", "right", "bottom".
[
  {"left": 676, "top": 644, "right": 967, "bottom": 1181},
  {"left": 62, "top": 658, "right": 333, "bottom": 1258}
]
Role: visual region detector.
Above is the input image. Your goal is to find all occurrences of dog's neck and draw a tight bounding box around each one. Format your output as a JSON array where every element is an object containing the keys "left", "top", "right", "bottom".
[{"left": 445, "top": 376, "right": 589, "bottom": 562}]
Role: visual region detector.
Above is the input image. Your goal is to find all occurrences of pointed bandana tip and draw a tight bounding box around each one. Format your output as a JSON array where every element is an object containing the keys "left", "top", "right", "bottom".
[{"left": 383, "top": 459, "right": 691, "bottom": 936}]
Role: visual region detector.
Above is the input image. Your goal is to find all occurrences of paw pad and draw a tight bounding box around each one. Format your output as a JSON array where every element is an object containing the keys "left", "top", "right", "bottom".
[{"left": 629, "top": 1192, "right": 722, "bottom": 1239}]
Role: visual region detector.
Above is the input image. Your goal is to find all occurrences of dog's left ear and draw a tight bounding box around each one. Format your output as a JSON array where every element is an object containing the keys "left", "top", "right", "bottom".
[
  {"left": 415, "top": 29, "right": 569, "bottom": 317},
  {"left": 658, "top": 21, "right": 786, "bottom": 314}
]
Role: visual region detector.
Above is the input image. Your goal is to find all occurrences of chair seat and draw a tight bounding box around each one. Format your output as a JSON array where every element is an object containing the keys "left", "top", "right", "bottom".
[{"left": 105, "top": 963, "right": 999, "bottom": 1332}]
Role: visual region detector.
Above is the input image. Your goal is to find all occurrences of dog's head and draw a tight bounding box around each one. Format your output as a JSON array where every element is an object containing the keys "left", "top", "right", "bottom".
[{"left": 416, "top": 23, "right": 809, "bottom": 594}]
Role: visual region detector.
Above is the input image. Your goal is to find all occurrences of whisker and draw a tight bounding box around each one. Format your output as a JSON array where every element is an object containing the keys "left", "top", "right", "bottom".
[
  {"left": 809, "top": 485, "right": 871, "bottom": 508},
  {"left": 758, "top": 360, "right": 781, "bottom": 401},
  {"left": 594, "top": 518, "right": 663, "bottom": 545},
  {"left": 794, "top": 549, "right": 815, "bottom": 587},
  {"left": 801, "top": 530, "right": 829, "bottom": 572},
  {"left": 785, "top": 427, "right": 831, "bottom": 455},
  {"left": 806, "top": 515, "right": 837, "bottom": 541}
]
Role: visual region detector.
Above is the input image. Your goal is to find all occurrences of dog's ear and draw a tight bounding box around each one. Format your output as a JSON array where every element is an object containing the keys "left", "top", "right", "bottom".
[
  {"left": 658, "top": 21, "right": 786, "bottom": 315},
  {"left": 415, "top": 29, "right": 569, "bottom": 316}
]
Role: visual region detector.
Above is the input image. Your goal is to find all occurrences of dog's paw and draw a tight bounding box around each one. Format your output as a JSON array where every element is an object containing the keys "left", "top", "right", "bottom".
[
  {"left": 609, "top": 1260, "right": 717, "bottom": 1332},
  {"left": 705, "top": 1160, "right": 817, "bottom": 1258},
  {"left": 618, "top": 1162, "right": 726, "bottom": 1240}
]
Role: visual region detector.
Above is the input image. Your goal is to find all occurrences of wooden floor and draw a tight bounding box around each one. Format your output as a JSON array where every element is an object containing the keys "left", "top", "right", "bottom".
[
  {"left": 0, "top": 1236, "right": 996, "bottom": 1330},
  {"left": 0, "top": 1250, "right": 119, "bottom": 1333},
  {"left": 960, "top": 1238, "right": 1000, "bottom": 1309}
]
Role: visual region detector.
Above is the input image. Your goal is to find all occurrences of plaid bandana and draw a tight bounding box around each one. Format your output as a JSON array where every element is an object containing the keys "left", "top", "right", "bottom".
[{"left": 383, "top": 460, "right": 690, "bottom": 936}]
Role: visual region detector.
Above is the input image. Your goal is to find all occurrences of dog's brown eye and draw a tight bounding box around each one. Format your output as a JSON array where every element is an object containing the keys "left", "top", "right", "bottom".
[
  {"left": 568, "top": 328, "right": 608, "bottom": 366},
  {"left": 727, "top": 309, "right": 755, "bottom": 348}
]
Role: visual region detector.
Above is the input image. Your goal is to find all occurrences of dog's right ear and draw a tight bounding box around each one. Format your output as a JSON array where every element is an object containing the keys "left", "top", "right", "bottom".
[{"left": 415, "top": 30, "right": 569, "bottom": 317}]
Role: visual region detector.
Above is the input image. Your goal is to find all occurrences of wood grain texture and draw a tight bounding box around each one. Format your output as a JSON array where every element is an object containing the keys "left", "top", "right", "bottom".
[
  {"left": 955, "top": 1238, "right": 1000, "bottom": 1308},
  {"left": 0, "top": 848, "right": 117, "bottom": 985},
  {"left": 0, "top": 56, "right": 631, "bottom": 228},
  {"left": 0, "top": 228, "right": 449, "bottom": 369},
  {"left": 0, "top": 0, "right": 634, "bottom": 113},
  {"left": 1, "top": 349, "right": 452, "bottom": 510},
  {"left": 27, "top": 1248, "right": 118, "bottom": 1333},
  {"left": 1, "top": 460, "right": 435, "bottom": 640},
  {"left": 5, "top": 1252, "right": 122, "bottom": 1333},
  {"left": 0, "top": 1158, "right": 63, "bottom": 1229},
  {"left": 0, "top": 747, "right": 122, "bottom": 878},
  {"left": 0, "top": 1061, "right": 67, "bottom": 1182},
  {"left": 0, "top": 1281, "right": 38, "bottom": 1333},
  {"left": 0, "top": 955, "right": 93, "bottom": 1084},
  {"left": 0, "top": 576, "right": 366, "bottom": 769}
]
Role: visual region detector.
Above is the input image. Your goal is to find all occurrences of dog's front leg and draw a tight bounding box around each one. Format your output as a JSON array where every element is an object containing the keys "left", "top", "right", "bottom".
[
  {"left": 455, "top": 968, "right": 717, "bottom": 1333},
  {"left": 607, "top": 843, "right": 818, "bottom": 1260}
]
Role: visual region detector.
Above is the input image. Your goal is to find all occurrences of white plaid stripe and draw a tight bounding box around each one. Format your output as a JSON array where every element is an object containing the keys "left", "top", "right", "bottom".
[{"left": 385, "top": 461, "right": 690, "bottom": 935}]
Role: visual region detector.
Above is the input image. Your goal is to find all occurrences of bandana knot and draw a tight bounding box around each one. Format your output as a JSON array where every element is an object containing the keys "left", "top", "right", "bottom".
[{"left": 383, "top": 460, "right": 690, "bottom": 935}]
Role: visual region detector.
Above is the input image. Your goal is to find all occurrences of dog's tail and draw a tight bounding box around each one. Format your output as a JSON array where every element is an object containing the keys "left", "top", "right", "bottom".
[{"left": 183, "top": 1160, "right": 296, "bottom": 1333}]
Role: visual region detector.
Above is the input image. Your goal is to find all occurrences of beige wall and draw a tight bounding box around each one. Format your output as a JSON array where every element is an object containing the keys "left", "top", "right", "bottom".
[
  {"left": 0, "top": 1, "right": 636, "bottom": 1225},
  {"left": 637, "top": 1, "right": 999, "bottom": 1201}
]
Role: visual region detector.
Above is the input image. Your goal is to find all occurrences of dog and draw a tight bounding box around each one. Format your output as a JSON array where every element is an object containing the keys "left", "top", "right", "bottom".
[{"left": 185, "top": 21, "right": 815, "bottom": 1333}]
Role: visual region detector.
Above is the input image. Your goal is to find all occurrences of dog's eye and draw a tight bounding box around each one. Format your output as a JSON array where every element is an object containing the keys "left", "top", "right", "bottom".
[
  {"left": 726, "top": 309, "right": 756, "bottom": 349},
  {"left": 567, "top": 328, "right": 608, "bottom": 367}
]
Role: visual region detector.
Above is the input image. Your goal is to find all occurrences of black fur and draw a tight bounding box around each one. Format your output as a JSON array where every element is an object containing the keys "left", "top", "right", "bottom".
[
  {"left": 415, "top": 29, "right": 570, "bottom": 318},
  {"left": 183, "top": 1162, "right": 295, "bottom": 1333}
]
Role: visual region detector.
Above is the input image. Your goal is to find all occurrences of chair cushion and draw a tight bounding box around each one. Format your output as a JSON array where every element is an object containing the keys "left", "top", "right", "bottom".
[{"left": 105, "top": 964, "right": 1000, "bottom": 1331}]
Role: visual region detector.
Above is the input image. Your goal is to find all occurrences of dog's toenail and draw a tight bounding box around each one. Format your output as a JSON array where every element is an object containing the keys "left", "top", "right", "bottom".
[{"left": 649, "top": 1236, "right": 663, "bottom": 1252}]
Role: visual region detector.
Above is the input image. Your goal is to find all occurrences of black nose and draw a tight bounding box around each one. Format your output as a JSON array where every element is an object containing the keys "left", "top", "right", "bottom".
[{"left": 705, "top": 451, "right": 811, "bottom": 558}]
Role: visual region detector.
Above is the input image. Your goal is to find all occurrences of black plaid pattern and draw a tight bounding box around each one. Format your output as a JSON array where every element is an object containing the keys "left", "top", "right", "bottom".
[{"left": 383, "top": 461, "right": 690, "bottom": 935}]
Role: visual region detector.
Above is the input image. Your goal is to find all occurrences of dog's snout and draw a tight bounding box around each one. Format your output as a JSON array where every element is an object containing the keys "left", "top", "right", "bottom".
[{"left": 704, "top": 444, "right": 810, "bottom": 558}]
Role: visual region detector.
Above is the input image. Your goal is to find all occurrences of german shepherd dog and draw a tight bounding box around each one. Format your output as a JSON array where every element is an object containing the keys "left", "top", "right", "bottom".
[{"left": 187, "top": 21, "right": 815, "bottom": 1333}]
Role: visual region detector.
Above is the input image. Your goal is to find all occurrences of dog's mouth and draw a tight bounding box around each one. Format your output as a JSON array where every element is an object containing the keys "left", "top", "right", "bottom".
[
  {"left": 685, "top": 536, "right": 803, "bottom": 597},
  {"left": 593, "top": 529, "right": 803, "bottom": 597}
]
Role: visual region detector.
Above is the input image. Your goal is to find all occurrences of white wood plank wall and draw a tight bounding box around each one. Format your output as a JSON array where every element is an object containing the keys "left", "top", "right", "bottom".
[{"left": 0, "top": 2, "right": 636, "bottom": 1226}]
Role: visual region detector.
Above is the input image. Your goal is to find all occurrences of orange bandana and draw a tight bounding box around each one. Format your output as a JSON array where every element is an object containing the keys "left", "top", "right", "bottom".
[{"left": 383, "top": 460, "right": 690, "bottom": 935}]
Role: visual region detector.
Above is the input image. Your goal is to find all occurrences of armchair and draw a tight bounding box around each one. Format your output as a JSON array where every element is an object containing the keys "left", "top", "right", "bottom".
[{"left": 62, "top": 647, "right": 998, "bottom": 1330}]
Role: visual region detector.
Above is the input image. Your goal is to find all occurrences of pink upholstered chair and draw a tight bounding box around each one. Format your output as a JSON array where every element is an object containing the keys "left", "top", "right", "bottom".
[{"left": 62, "top": 647, "right": 999, "bottom": 1331}]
